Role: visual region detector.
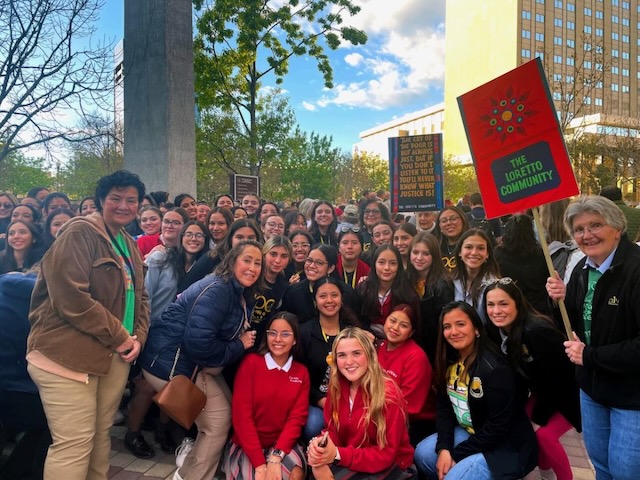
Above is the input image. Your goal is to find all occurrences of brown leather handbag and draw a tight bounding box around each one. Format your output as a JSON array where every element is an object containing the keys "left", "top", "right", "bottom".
[{"left": 153, "top": 348, "right": 206, "bottom": 429}]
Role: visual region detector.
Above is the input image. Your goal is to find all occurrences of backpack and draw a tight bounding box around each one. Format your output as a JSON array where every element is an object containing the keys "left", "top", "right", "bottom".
[
  {"left": 468, "top": 212, "right": 496, "bottom": 246},
  {"left": 551, "top": 241, "right": 578, "bottom": 279}
]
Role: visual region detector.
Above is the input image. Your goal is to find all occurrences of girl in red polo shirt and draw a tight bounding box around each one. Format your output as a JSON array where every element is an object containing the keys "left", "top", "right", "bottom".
[{"left": 223, "top": 312, "right": 310, "bottom": 480}]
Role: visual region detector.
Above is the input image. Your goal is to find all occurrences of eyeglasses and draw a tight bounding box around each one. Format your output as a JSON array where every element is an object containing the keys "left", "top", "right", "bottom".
[
  {"left": 305, "top": 257, "right": 328, "bottom": 267},
  {"left": 265, "top": 222, "right": 284, "bottom": 230},
  {"left": 439, "top": 215, "right": 461, "bottom": 225},
  {"left": 572, "top": 222, "right": 605, "bottom": 238},
  {"left": 364, "top": 209, "right": 381, "bottom": 216},
  {"left": 0, "top": 203, "right": 14, "bottom": 209},
  {"left": 162, "top": 219, "right": 183, "bottom": 227},
  {"left": 266, "top": 330, "right": 294, "bottom": 340},
  {"left": 484, "top": 277, "right": 515, "bottom": 287},
  {"left": 339, "top": 225, "right": 361, "bottom": 233},
  {"left": 184, "top": 232, "right": 205, "bottom": 239},
  {"left": 292, "top": 242, "right": 311, "bottom": 249}
]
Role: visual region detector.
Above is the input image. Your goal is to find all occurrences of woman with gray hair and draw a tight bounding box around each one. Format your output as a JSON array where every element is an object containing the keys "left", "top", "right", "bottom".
[{"left": 546, "top": 195, "right": 640, "bottom": 480}]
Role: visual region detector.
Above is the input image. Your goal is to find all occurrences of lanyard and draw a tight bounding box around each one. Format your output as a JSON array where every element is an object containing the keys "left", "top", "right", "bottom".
[
  {"left": 343, "top": 269, "right": 356, "bottom": 288},
  {"left": 106, "top": 226, "right": 136, "bottom": 287}
]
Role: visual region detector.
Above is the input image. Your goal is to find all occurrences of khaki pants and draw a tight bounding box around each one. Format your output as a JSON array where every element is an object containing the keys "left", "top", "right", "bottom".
[
  {"left": 28, "top": 355, "right": 130, "bottom": 480},
  {"left": 178, "top": 369, "right": 232, "bottom": 480}
]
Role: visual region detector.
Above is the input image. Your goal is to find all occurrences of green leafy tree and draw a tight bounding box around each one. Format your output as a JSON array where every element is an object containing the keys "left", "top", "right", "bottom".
[
  {"left": 341, "top": 152, "right": 389, "bottom": 200},
  {"left": 0, "top": 150, "right": 51, "bottom": 195},
  {"left": 272, "top": 129, "right": 348, "bottom": 201},
  {"left": 196, "top": 90, "right": 297, "bottom": 197},
  {"left": 193, "top": 0, "right": 367, "bottom": 176},
  {"left": 443, "top": 156, "right": 479, "bottom": 202}
]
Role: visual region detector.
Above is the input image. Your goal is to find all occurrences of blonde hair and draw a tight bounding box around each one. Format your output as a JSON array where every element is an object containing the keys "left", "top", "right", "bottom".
[{"left": 327, "top": 327, "right": 402, "bottom": 447}]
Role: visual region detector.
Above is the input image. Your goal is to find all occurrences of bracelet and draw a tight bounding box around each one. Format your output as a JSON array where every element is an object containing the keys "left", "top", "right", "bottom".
[{"left": 266, "top": 458, "right": 282, "bottom": 464}]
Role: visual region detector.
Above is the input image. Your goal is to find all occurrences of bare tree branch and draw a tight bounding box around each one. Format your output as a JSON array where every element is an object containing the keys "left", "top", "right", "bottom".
[{"left": 0, "top": 0, "right": 114, "bottom": 163}]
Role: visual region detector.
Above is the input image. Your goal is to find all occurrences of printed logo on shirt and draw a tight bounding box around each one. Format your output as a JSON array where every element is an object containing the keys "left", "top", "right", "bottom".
[
  {"left": 384, "top": 368, "right": 398, "bottom": 379},
  {"left": 608, "top": 296, "right": 619, "bottom": 306},
  {"left": 289, "top": 376, "right": 303, "bottom": 384},
  {"left": 251, "top": 295, "right": 276, "bottom": 324},
  {"left": 469, "top": 377, "right": 484, "bottom": 398}
]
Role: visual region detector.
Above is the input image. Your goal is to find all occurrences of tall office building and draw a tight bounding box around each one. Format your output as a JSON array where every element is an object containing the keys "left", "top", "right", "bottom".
[{"left": 444, "top": 0, "right": 640, "bottom": 161}]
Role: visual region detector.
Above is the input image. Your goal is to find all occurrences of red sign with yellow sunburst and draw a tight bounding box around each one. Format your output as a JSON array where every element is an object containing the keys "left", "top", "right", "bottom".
[{"left": 458, "top": 58, "right": 578, "bottom": 218}]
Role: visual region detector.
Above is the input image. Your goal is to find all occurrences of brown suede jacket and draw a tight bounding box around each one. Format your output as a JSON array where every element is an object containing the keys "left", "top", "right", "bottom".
[{"left": 28, "top": 213, "right": 150, "bottom": 376}]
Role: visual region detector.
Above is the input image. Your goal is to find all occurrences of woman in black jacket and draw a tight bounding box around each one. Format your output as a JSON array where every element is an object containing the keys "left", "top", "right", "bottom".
[
  {"left": 415, "top": 301, "right": 537, "bottom": 480},
  {"left": 546, "top": 195, "right": 640, "bottom": 479},
  {"left": 485, "top": 279, "right": 580, "bottom": 480},
  {"left": 298, "top": 276, "right": 361, "bottom": 441}
]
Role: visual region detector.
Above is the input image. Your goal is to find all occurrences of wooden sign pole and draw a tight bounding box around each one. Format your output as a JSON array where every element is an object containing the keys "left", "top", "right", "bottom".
[{"left": 532, "top": 206, "right": 573, "bottom": 339}]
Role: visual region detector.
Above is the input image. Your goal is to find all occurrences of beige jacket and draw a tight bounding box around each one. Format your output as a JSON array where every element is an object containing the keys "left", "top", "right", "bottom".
[{"left": 28, "top": 213, "right": 149, "bottom": 376}]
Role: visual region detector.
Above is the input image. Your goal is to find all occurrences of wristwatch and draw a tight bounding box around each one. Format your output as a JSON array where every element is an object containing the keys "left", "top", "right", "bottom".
[{"left": 271, "top": 448, "right": 285, "bottom": 460}]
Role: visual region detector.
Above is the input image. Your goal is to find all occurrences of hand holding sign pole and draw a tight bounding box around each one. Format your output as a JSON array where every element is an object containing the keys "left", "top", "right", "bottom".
[{"left": 457, "top": 58, "right": 579, "bottom": 339}]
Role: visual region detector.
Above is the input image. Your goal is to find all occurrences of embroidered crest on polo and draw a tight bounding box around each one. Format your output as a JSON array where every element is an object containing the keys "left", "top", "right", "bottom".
[
  {"left": 470, "top": 377, "right": 484, "bottom": 398},
  {"left": 608, "top": 296, "right": 619, "bottom": 306}
]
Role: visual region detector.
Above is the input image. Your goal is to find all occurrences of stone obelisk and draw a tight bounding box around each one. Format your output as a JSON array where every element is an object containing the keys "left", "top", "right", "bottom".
[{"left": 123, "top": 0, "right": 197, "bottom": 197}]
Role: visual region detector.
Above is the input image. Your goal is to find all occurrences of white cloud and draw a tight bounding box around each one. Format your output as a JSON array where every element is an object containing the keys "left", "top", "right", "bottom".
[
  {"left": 344, "top": 53, "right": 364, "bottom": 67},
  {"left": 301, "top": 100, "right": 317, "bottom": 111},
  {"left": 307, "top": 0, "right": 446, "bottom": 110}
]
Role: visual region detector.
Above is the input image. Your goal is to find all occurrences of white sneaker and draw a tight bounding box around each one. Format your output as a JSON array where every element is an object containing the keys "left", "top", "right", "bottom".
[
  {"left": 175, "top": 437, "right": 194, "bottom": 469},
  {"left": 173, "top": 469, "right": 184, "bottom": 480}
]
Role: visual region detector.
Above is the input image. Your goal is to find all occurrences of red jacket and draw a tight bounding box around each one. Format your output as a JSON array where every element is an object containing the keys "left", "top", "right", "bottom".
[
  {"left": 324, "top": 377, "right": 414, "bottom": 472},
  {"left": 136, "top": 233, "right": 162, "bottom": 257},
  {"left": 336, "top": 256, "right": 370, "bottom": 288},
  {"left": 232, "top": 353, "right": 310, "bottom": 468},
  {"left": 377, "top": 338, "right": 435, "bottom": 421}
]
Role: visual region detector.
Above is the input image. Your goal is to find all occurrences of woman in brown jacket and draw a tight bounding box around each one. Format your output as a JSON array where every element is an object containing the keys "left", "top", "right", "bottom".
[{"left": 27, "top": 170, "right": 150, "bottom": 480}]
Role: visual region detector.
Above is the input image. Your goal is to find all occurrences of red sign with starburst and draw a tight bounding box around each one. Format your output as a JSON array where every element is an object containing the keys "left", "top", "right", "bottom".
[{"left": 458, "top": 58, "right": 579, "bottom": 218}]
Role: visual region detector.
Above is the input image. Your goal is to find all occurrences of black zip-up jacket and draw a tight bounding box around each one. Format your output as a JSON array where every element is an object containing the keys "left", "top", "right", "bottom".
[
  {"left": 565, "top": 236, "right": 640, "bottom": 409},
  {"left": 435, "top": 350, "right": 538, "bottom": 480}
]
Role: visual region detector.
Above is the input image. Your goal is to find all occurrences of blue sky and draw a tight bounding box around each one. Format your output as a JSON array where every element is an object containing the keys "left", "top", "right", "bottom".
[{"left": 97, "top": 0, "right": 446, "bottom": 152}]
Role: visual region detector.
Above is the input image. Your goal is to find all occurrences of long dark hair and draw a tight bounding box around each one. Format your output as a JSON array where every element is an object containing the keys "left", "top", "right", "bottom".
[
  {"left": 0, "top": 220, "right": 45, "bottom": 272},
  {"left": 309, "top": 243, "right": 340, "bottom": 280},
  {"left": 308, "top": 200, "right": 337, "bottom": 243},
  {"left": 497, "top": 214, "right": 541, "bottom": 257},
  {"left": 358, "top": 244, "right": 415, "bottom": 323},
  {"left": 406, "top": 231, "right": 449, "bottom": 289},
  {"left": 451, "top": 229, "right": 500, "bottom": 309},
  {"left": 257, "top": 311, "right": 302, "bottom": 360},
  {"left": 162, "top": 221, "right": 210, "bottom": 288},
  {"left": 483, "top": 280, "right": 556, "bottom": 378},
  {"left": 210, "top": 218, "right": 263, "bottom": 260},
  {"left": 434, "top": 205, "right": 469, "bottom": 247},
  {"left": 314, "top": 276, "right": 361, "bottom": 326},
  {"left": 434, "top": 301, "right": 499, "bottom": 391}
]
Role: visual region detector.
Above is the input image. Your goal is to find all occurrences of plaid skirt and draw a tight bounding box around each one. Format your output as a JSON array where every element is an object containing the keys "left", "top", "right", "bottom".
[
  {"left": 222, "top": 441, "right": 307, "bottom": 480},
  {"left": 324, "top": 464, "right": 418, "bottom": 480}
]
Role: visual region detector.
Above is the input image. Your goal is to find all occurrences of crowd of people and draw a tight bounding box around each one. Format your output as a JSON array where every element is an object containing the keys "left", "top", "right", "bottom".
[{"left": 1, "top": 172, "right": 639, "bottom": 480}]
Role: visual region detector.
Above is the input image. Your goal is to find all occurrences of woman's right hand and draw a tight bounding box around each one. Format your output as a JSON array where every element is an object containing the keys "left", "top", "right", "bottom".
[
  {"left": 239, "top": 329, "right": 257, "bottom": 350},
  {"left": 436, "top": 449, "right": 455, "bottom": 480},
  {"left": 546, "top": 271, "right": 566, "bottom": 302}
]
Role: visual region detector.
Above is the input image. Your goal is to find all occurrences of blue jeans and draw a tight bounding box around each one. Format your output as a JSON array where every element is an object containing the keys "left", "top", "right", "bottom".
[
  {"left": 303, "top": 405, "right": 325, "bottom": 442},
  {"left": 580, "top": 390, "right": 640, "bottom": 480},
  {"left": 414, "top": 426, "right": 492, "bottom": 480}
]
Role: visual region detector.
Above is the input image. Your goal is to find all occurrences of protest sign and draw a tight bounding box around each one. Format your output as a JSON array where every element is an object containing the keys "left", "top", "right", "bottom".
[
  {"left": 457, "top": 58, "right": 579, "bottom": 218},
  {"left": 389, "top": 133, "right": 444, "bottom": 212}
]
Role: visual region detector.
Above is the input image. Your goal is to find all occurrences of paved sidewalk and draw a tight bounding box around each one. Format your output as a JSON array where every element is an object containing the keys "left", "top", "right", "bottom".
[{"left": 108, "top": 425, "right": 595, "bottom": 480}]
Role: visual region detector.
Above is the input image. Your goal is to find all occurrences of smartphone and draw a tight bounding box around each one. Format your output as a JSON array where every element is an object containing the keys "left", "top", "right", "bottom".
[{"left": 318, "top": 431, "right": 329, "bottom": 447}]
